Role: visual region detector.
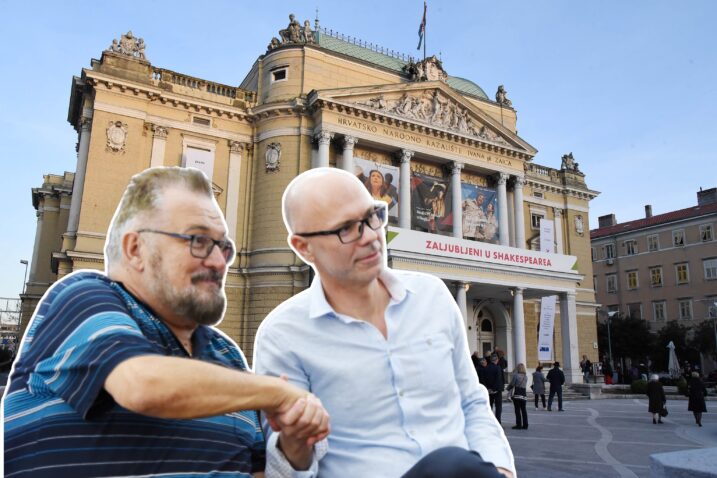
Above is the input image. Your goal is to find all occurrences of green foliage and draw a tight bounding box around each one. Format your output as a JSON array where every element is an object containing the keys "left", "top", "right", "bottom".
[
  {"left": 631, "top": 379, "right": 648, "bottom": 394},
  {"left": 597, "top": 315, "right": 653, "bottom": 363},
  {"left": 687, "top": 320, "right": 716, "bottom": 359},
  {"left": 651, "top": 322, "right": 700, "bottom": 371},
  {"left": 676, "top": 377, "right": 688, "bottom": 396}
]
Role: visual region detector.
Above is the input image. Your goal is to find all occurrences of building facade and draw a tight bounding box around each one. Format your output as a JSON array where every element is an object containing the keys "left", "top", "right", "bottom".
[
  {"left": 21, "top": 16, "right": 599, "bottom": 382},
  {"left": 591, "top": 188, "right": 717, "bottom": 366}
]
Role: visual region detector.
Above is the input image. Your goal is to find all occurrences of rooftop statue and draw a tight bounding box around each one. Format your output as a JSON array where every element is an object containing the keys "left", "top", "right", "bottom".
[
  {"left": 560, "top": 152, "right": 581, "bottom": 173},
  {"left": 495, "top": 85, "right": 512, "bottom": 107},
  {"left": 403, "top": 55, "right": 448, "bottom": 82},
  {"left": 106, "top": 31, "right": 148, "bottom": 61},
  {"left": 269, "top": 14, "right": 316, "bottom": 51}
]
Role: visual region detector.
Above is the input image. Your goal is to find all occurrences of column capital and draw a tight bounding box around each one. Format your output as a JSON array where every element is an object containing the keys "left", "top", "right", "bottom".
[
  {"left": 512, "top": 286, "right": 525, "bottom": 295},
  {"left": 152, "top": 124, "right": 168, "bottom": 140},
  {"left": 496, "top": 172, "right": 509, "bottom": 185},
  {"left": 553, "top": 207, "right": 564, "bottom": 217},
  {"left": 514, "top": 176, "right": 526, "bottom": 188},
  {"left": 79, "top": 117, "right": 92, "bottom": 132},
  {"left": 343, "top": 135, "right": 358, "bottom": 149},
  {"left": 562, "top": 290, "right": 577, "bottom": 299},
  {"left": 399, "top": 149, "right": 414, "bottom": 164},
  {"left": 451, "top": 161, "right": 464, "bottom": 174},
  {"left": 229, "top": 140, "right": 249, "bottom": 153},
  {"left": 314, "top": 130, "right": 334, "bottom": 145}
]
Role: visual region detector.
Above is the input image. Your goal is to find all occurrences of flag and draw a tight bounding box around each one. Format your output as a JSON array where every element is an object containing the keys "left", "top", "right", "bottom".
[{"left": 417, "top": 1, "right": 426, "bottom": 50}]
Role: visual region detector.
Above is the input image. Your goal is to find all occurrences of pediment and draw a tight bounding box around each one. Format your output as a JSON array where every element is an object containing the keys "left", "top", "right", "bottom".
[{"left": 311, "top": 82, "right": 536, "bottom": 156}]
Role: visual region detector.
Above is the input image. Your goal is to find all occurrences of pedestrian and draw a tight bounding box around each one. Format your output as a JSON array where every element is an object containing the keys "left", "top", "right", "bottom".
[
  {"left": 483, "top": 353, "right": 506, "bottom": 423},
  {"left": 646, "top": 374, "right": 666, "bottom": 424},
  {"left": 476, "top": 356, "right": 489, "bottom": 385},
  {"left": 546, "top": 361, "right": 565, "bottom": 411},
  {"left": 507, "top": 363, "right": 529, "bottom": 429},
  {"left": 532, "top": 364, "right": 547, "bottom": 409},
  {"left": 687, "top": 371, "right": 707, "bottom": 427},
  {"left": 602, "top": 360, "right": 614, "bottom": 385},
  {"left": 580, "top": 354, "right": 592, "bottom": 383}
]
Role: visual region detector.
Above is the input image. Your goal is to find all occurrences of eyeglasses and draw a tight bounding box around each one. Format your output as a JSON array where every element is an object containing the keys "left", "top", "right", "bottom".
[
  {"left": 137, "top": 229, "right": 235, "bottom": 263},
  {"left": 294, "top": 203, "right": 388, "bottom": 244}
]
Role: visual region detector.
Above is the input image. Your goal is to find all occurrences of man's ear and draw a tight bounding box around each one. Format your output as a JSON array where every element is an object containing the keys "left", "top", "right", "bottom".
[
  {"left": 289, "top": 234, "right": 314, "bottom": 264},
  {"left": 122, "top": 231, "right": 146, "bottom": 272}
]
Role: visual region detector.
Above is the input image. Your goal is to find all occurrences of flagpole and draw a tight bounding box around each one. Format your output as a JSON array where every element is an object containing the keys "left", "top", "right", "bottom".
[{"left": 423, "top": 2, "right": 427, "bottom": 63}]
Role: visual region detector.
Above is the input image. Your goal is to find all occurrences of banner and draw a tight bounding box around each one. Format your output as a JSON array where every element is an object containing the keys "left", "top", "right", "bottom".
[
  {"left": 538, "top": 295, "right": 556, "bottom": 361},
  {"left": 354, "top": 158, "right": 400, "bottom": 222},
  {"left": 461, "top": 182, "right": 499, "bottom": 244},
  {"left": 540, "top": 219, "right": 554, "bottom": 253},
  {"left": 411, "top": 172, "right": 452, "bottom": 236}
]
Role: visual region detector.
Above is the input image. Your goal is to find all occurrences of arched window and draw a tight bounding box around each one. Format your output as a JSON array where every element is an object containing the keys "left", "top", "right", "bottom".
[{"left": 481, "top": 319, "right": 493, "bottom": 332}]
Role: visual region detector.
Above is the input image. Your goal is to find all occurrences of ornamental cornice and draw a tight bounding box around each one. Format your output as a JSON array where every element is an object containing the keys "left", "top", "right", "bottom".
[
  {"left": 310, "top": 96, "right": 532, "bottom": 161},
  {"left": 84, "top": 70, "right": 251, "bottom": 121},
  {"left": 525, "top": 178, "right": 600, "bottom": 201}
]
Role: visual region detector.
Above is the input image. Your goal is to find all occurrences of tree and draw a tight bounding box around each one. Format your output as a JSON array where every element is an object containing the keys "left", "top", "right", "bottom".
[
  {"left": 651, "top": 321, "right": 700, "bottom": 371},
  {"left": 597, "top": 314, "right": 654, "bottom": 364},
  {"left": 688, "top": 320, "right": 716, "bottom": 361}
]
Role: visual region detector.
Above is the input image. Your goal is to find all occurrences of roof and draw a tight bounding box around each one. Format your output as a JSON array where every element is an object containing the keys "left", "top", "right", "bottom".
[
  {"left": 590, "top": 201, "right": 717, "bottom": 239},
  {"left": 315, "top": 31, "right": 489, "bottom": 100}
]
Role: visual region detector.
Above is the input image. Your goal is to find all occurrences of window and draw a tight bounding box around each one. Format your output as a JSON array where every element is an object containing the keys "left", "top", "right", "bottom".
[
  {"left": 678, "top": 299, "right": 692, "bottom": 320},
  {"left": 625, "top": 240, "right": 638, "bottom": 255},
  {"left": 627, "top": 271, "right": 639, "bottom": 290},
  {"left": 606, "top": 274, "right": 617, "bottom": 293},
  {"left": 191, "top": 115, "right": 211, "bottom": 127},
  {"left": 591, "top": 247, "right": 597, "bottom": 261},
  {"left": 530, "top": 212, "right": 545, "bottom": 230},
  {"left": 593, "top": 275, "right": 597, "bottom": 293},
  {"left": 533, "top": 191, "right": 544, "bottom": 199},
  {"left": 647, "top": 234, "right": 659, "bottom": 252},
  {"left": 676, "top": 263, "right": 690, "bottom": 284},
  {"left": 650, "top": 267, "right": 663, "bottom": 287},
  {"left": 652, "top": 301, "right": 666, "bottom": 321},
  {"left": 605, "top": 244, "right": 616, "bottom": 259},
  {"left": 701, "top": 224, "right": 714, "bottom": 242},
  {"left": 673, "top": 229, "right": 685, "bottom": 247},
  {"left": 704, "top": 258, "right": 717, "bottom": 280},
  {"left": 182, "top": 136, "right": 217, "bottom": 181},
  {"left": 628, "top": 303, "right": 643, "bottom": 320},
  {"left": 271, "top": 67, "right": 288, "bottom": 82}
]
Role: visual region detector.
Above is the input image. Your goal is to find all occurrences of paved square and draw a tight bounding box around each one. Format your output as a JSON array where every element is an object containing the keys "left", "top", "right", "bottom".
[{"left": 503, "top": 398, "right": 716, "bottom": 477}]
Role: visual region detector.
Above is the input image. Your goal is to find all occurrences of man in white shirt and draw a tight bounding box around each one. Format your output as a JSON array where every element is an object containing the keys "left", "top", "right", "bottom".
[{"left": 254, "top": 167, "right": 515, "bottom": 477}]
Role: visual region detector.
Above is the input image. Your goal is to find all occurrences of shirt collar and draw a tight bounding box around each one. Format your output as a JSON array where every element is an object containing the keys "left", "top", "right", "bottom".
[{"left": 308, "top": 267, "right": 414, "bottom": 320}]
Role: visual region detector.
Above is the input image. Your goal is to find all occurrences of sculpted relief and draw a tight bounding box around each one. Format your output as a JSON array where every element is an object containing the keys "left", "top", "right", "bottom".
[
  {"left": 353, "top": 91, "right": 507, "bottom": 146},
  {"left": 106, "top": 31, "right": 147, "bottom": 60},
  {"left": 268, "top": 14, "right": 317, "bottom": 51}
]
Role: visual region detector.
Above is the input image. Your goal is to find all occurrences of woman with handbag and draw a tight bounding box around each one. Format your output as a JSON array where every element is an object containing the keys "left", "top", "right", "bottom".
[
  {"left": 507, "top": 363, "right": 529, "bottom": 430},
  {"left": 646, "top": 374, "right": 666, "bottom": 424}
]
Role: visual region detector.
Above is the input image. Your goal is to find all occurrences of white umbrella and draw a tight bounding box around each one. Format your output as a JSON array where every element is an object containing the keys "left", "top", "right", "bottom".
[{"left": 667, "top": 341, "right": 680, "bottom": 379}]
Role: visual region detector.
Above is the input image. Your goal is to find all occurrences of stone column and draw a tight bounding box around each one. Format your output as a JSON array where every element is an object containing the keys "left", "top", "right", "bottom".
[
  {"left": 29, "top": 209, "right": 44, "bottom": 282},
  {"left": 341, "top": 135, "right": 358, "bottom": 172},
  {"left": 149, "top": 125, "right": 168, "bottom": 168},
  {"left": 496, "top": 172, "right": 510, "bottom": 246},
  {"left": 559, "top": 291, "right": 581, "bottom": 384},
  {"left": 451, "top": 162, "right": 464, "bottom": 238},
  {"left": 315, "top": 131, "right": 334, "bottom": 168},
  {"left": 513, "top": 176, "right": 526, "bottom": 249},
  {"left": 553, "top": 207, "right": 564, "bottom": 254},
  {"left": 398, "top": 149, "right": 413, "bottom": 229},
  {"left": 512, "top": 287, "right": 526, "bottom": 367},
  {"left": 226, "top": 141, "right": 246, "bottom": 242},
  {"left": 454, "top": 282, "right": 468, "bottom": 324},
  {"left": 67, "top": 117, "right": 92, "bottom": 235}
]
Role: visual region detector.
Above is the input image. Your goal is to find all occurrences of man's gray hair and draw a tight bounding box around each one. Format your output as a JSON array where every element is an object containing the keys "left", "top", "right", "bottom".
[{"left": 105, "top": 167, "right": 212, "bottom": 266}]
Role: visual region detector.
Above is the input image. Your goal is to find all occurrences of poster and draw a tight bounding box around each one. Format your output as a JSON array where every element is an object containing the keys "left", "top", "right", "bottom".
[
  {"left": 461, "top": 183, "right": 499, "bottom": 244},
  {"left": 411, "top": 172, "right": 452, "bottom": 235},
  {"left": 538, "top": 295, "right": 556, "bottom": 361},
  {"left": 353, "top": 158, "right": 400, "bottom": 221}
]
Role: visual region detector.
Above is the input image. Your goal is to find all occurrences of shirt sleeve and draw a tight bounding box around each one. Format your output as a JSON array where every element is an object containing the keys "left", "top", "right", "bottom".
[
  {"left": 27, "top": 285, "right": 158, "bottom": 419},
  {"left": 445, "top": 288, "right": 516, "bottom": 475},
  {"left": 254, "top": 322, "right": 327, "bottom": 477}
]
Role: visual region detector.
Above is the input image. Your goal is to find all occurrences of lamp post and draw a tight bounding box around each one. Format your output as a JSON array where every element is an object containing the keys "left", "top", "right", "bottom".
[
  {"left": 19, "top": 260, "right": 29, "bottom": 295},
  {"left": 599, "top": 308, "right": 618, "bottom": 368}
]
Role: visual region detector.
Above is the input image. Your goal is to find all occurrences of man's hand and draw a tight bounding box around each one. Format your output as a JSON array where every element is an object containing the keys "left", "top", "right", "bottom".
[
  {"left": 268, "top": 393, "right": 330, "bottom": 470},
  {"left": 497, "top": 467, "right": 514, "bottom": 478}
]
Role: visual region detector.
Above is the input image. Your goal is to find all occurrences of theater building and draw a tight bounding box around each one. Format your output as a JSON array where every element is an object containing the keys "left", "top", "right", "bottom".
[{"left": 21, "top": 16, "right": 599, "bottom": 382}]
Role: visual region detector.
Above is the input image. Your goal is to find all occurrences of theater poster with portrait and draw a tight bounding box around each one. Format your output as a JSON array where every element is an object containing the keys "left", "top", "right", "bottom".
[
  {"left": 461, "top": 183, "right": 499, "bottom": 244},
  {"left": 411, "top": 172, "right": 453, "bottom": 236},
  {"left": 354, "top": 157, "right": 400, "bottom": 222}
]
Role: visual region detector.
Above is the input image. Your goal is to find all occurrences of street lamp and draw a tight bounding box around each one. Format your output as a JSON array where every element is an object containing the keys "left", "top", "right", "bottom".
[
  {"left": 599, "top": 308, "right": 618, "bottom": 368},
  {"left": 19, "top": 260, "right": 28, "bottom": 295}
]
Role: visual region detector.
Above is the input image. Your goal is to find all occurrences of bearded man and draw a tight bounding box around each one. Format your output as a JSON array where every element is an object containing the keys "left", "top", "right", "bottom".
[{"left": 3, "top": 167, "right": 329, "bottom": 477}]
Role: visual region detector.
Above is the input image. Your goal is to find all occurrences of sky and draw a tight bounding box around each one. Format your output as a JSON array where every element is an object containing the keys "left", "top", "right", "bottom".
[{"left": 0, "top": 0, "right": 715, "bottom": 299}]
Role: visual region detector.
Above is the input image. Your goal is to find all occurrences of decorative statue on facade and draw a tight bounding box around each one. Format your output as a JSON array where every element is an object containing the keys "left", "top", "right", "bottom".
[
  {"left": 106, "top": 31, "right": 148, "bottom": 61},
  {"left": 265, "top": 142, "right": 281, "bottom": 172},
  {"left": 560, "top": 152, "right": 581, "bottom": 172},
  {"left": 403, "top": 55, "right": 448, "bottom": 82},
  {"left": 269, "top": 14, "right": 317, "bottom": 51},
  {"left": 495, "top": 85, "right": 512, "bottom": 107}
]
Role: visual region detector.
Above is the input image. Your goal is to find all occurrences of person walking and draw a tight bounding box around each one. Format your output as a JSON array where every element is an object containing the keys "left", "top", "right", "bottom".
[
  {"left": 580, "top": 355, "right": 592, "bottom": 383},
  {"left": 602, "top": 360, "right": 614, "bottom": 385},
  {"left": 546, "top": 361, "right": 565, "bottom": 411},
  {"left": 483, "top": 354, "right": 505, "bottom": 423},
  {"left": 687, "top": 372, "right": 707, "bottom": 427},
  {"left": 532, "top": 365, "right": 547, "bottom": 410},
  {"left": 506, "top": 363, "right": 529, "bottom": 429},
  {"left": 646, "top": 374, "right": 666, "bottom": 424}
]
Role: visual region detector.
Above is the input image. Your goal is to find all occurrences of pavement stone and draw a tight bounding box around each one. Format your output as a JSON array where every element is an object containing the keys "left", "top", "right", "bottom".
[{"left": 503, "top": 398, "right": 716, "bottom": 478}]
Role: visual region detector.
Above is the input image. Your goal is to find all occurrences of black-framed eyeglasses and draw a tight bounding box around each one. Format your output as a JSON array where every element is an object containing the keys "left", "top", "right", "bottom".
[
  {"left": 294, "top": 203, "right": 388, "bottom": 244},
  {"left": 137, "top": 229, "right": 236, "bottom": 263}
]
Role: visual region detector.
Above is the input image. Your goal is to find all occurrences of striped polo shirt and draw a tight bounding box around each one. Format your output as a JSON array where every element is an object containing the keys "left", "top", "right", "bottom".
[{"left": 3, "top": 271, "right": 265, "bottom": 477}]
